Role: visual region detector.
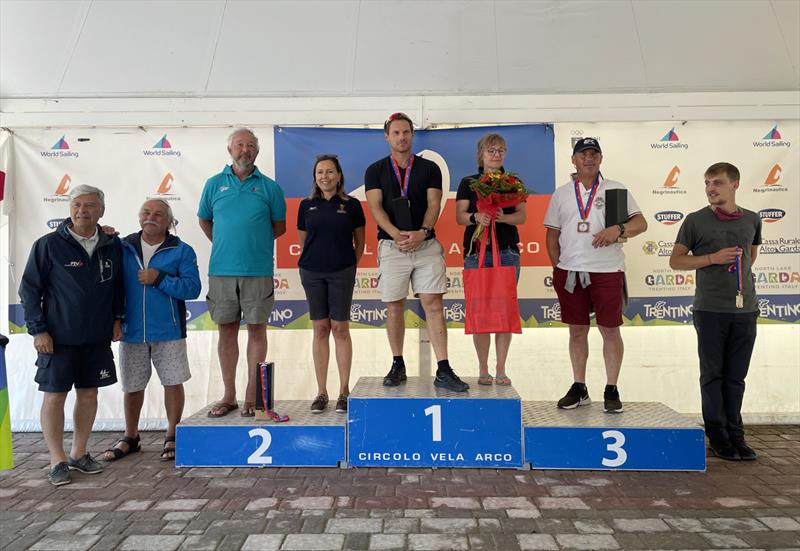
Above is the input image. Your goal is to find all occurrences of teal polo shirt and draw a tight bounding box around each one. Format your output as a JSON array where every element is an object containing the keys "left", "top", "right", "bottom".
[{"left": 198, "top": 165, "right": 286, "bottom": 276}]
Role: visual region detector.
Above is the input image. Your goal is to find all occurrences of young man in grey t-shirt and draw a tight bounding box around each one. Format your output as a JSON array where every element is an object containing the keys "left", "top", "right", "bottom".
[{"left": 670, "top": 162, "right": 762, "bottom": 462}]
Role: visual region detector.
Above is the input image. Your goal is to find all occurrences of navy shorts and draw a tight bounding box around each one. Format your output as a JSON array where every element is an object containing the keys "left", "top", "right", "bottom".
[
  {"left": 34, "top": 342, "right": 117, "bottom": 393},
  {"left": 299, "top": 265, "right": 357, "bottom": 322}
]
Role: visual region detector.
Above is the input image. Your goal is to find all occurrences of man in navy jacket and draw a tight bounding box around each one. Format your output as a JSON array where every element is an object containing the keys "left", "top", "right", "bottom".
[
  {"left": 103, "top": 199, "right": 200, "bottom": 463},
  {"left": 19, "top": 184, "right": 124, "bottom": 486}
]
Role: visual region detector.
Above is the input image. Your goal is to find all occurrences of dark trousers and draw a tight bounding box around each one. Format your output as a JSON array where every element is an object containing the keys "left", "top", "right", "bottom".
[{"left": 693, "top": 310, "right": 758, "bottom": 446}]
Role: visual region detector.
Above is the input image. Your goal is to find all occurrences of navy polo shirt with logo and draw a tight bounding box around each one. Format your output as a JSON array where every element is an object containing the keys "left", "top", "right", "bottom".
[
  {"left": 197, "top": 165, "right": 286, "bottom": 276},
  {"left": 363, "top": 154, "right": 442, "bottom": 241},
  {"left": 297, "top": 195, "right": 366, "bottom": 272}
]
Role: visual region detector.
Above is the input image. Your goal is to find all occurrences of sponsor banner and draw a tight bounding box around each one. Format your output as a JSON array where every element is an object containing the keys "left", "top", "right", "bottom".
[{"left": 0, "top": 341, "right": 12, "bottom": 470}]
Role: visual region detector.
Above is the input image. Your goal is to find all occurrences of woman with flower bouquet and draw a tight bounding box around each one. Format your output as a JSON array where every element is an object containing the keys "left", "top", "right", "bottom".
[{"left": 455, "top": 133, "right": 528, "bottom": 386}]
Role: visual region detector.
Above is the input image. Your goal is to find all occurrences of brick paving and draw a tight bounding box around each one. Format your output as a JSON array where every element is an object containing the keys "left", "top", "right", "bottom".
[{"left": 1, "top": 425, "right": 798, "bottom": 550}]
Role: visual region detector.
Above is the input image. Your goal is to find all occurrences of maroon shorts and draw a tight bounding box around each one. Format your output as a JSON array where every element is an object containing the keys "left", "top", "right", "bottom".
[{"left": 552, "top": 267, "right": 624, "bottom": 327}]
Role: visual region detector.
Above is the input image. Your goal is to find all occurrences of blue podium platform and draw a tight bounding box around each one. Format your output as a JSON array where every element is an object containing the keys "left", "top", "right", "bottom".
[
  {"left": 175, "top": 401, "right": 346, "bottom": 467},
  {"left": 347, "top": 377, "right": 523, "bottom": 468},
  {"left": 522, "top": 401, "right": 706, "bottom": 472}
]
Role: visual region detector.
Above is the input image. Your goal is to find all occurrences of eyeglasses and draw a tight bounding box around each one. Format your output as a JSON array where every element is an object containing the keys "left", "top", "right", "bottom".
[{"left": 485, "top": 148, "right": 507, "bottom": 156}]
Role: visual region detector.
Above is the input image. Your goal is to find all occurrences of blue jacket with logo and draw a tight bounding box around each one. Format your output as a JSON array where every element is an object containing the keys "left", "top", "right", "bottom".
[
  {"left": 19, "top": 221, "right": 124, "bottom": 345},
  {"left": 121, "top": 231, "right": 201, "bottom": 343}
]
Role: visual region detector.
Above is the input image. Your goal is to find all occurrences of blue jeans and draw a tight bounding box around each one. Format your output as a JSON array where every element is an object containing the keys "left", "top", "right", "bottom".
[{"left": 464, "top": 248, "right": 521, "bottom": 282}]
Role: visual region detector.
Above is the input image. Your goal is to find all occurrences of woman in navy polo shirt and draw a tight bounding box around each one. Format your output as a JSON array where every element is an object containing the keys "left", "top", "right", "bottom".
[
  {"left": 455, "top": 133, "right": 527, "bottom": 386},
  {"left": 298, "top": 155, "right": 366, "bottom": 414}
]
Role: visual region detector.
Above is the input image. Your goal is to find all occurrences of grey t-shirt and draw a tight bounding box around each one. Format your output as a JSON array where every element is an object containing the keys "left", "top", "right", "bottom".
[{"left": 675, "top": 207, "right": 762, "bottom": 313}]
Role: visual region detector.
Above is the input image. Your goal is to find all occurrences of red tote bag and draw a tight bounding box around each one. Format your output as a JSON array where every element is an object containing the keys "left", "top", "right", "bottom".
[{"left": 463, "top": 220, "right": 522, "bottom": 334}]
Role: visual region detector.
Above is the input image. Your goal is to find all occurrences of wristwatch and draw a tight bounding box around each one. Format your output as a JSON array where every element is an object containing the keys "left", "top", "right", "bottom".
[
  {"left": 469, "top": 213, "right": 477, "bottom": 224},
  {"left": 617, "top": 223, "right": 626, "bottom": 236},
  {"left": 420, "top": 226, "right": 433, "bottom": 239}
]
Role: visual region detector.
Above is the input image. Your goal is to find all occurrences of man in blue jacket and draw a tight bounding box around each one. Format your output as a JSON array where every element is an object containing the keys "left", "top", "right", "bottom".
[
  {"left": 102, "top": 199, "right": 200, "bottom": 462},
  {"left": 19, "top": 185, "right": 124, "bottom": 486}
]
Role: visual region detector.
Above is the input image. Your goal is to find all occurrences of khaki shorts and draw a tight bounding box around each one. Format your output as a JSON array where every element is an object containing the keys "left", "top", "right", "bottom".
[
  {"left": 207, "top": 276, "right": 275, "bottom": 325},
  {"left": 119, "top": 339, "right": 191, "bottom": 392},
  {"left": 378, "top": 238, "right": 447, "bottom": 302}
]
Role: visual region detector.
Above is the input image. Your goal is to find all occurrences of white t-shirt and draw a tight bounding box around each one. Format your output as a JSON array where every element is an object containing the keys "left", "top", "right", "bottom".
[
  {"left": 67, "top": 226, "right": 99, "bottom": 258},
  {"left": 543, "top": 175, "right": 641, "bottom": 272},
  {"left": 141, "top": 238, "right": 163, "bottom": 268}
]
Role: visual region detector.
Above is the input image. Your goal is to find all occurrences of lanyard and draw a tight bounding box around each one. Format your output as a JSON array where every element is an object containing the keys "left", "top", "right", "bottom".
[
  {"left": 260, "top": 362, "right": 289, "bottom": 423},
  {"left": 390, "top": 155, "right": 414, "bottom": 197},
  {"left": 727, "top": 247, "right": 744, "bottom": 294},
  {"left": 573, "top": 174, "right": 601, "bottom": 221}
]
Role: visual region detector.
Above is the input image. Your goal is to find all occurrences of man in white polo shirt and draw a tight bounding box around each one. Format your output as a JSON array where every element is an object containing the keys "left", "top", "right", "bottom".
[{"left": 543, "top": 138, "right": 647, "bottom": 413}]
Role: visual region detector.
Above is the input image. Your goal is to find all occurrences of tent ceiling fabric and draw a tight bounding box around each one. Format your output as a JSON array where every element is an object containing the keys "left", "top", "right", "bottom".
[{"left": 1, "top": 0, "right": 798, "bottom": 99}]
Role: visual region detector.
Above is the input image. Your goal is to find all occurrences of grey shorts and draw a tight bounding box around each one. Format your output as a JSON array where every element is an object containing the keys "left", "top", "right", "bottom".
[
  {"left": 377, "top": 238, "right": 447, "bottom": 302},
  {"left": 207, "top": 276, "right": 275, "bottom": 325},
  {"left": 119, "top": 339, "right": 191, "bottom": 392}
]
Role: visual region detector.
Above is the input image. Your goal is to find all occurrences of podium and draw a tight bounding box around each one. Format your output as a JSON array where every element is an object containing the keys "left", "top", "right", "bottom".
[
  {"left": 347, "top": 377, "right": 523, "bottom": 468},
  {"left": 523, "top": 401, "right": 706, "bottom": 471},
  {"left": 175, "top": 401, "right": 345, "bottom": 467},
  {"left": 175, "top": 378, "right": 704, "bottom": 471}
]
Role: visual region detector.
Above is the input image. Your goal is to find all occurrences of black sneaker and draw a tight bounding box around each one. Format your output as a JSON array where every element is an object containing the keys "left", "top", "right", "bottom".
[
  {"left": 603, "top": 386, "right": 624, "bottom": 414},
  {"left": 557, "top": 383, "right": 591, "bottom": 409},
  {"left": 434, "top": 369, "right": 469, "bottom": 392},
  {"left": 383, "top": 363, "right": 407, "bottom": 386},
  {"left": 710, "top": 442, "right": 741, "bottom": 461},
  {"left": 335, "top": 394, "right": 348, "bottom": 413},
  {"left": 67, "top": 453, "right": 103, "bottom": 474},
  {"left": 310, "top": 394, "right": 328, "bottom": 414},
  {"left": 48, "top": 462, "right": 71, "bottom": 486},
  {"left": 732, "top": 439, "right": 757, "bottom": 461}
]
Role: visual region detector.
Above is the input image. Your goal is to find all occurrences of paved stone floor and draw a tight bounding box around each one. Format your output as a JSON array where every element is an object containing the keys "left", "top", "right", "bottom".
[{"left": 1, "top": 425, "right": 798, "bottom": 550}]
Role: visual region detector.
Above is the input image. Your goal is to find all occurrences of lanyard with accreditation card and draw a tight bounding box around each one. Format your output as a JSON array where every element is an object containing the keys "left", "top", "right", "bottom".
[
  {"left": 573, "top": 174, "right": 601, "bottom": 233},
  {"left": 390, "top": 155, "right": 414, "bottom": 231},
  {"left": 727, "top": 247, "right": 745, "bottom": 309}
]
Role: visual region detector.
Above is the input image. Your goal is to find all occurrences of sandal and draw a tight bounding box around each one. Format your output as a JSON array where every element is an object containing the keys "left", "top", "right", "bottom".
[
  {"left": 102, "top": 435, "right": 141, "bottom": 462},
  {"left": 495, "top": 375, "right": 512, "bottom": 386},
  {"left": 207, "top": 401, "right": 239, "bottom": 418},
  {"left": 477, "top": 374, "right": 494, "bottom": 386},
  {"left": 160, "top": 436, "right": 176, "bottom": 462},
  {"left": 240, "top": 401, "right": 256, "bottom": 417}
]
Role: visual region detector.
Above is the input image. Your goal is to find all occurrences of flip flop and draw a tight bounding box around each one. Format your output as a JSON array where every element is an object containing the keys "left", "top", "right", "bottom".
[
  {"left": 477, "top": 374, "right": 494, "bottom": 385},
  {"left": 495, "top": 375, "right": 512, "bottom": 386},
  {"left": 102, "top": 435, "right": 141, "bottom": 461},
  {"left": 207, "top": 401, "right": 239, "bottom": 418},
  {"left": 240, "top": 401, "right": 256, "bottom": 417}
]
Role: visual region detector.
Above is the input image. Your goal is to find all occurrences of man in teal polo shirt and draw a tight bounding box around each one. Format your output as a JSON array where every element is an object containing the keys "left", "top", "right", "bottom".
[{"left": 198, "top": 128, "right": 286, "bottom": 417}]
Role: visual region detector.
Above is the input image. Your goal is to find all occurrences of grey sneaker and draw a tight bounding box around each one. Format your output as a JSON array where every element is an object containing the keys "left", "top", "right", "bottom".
[
  {"left": 68, "top": 453, "right": 103, "bottom": 474},
  {"left": 48, "top": 462, "right": 71, "bottom": 486}
]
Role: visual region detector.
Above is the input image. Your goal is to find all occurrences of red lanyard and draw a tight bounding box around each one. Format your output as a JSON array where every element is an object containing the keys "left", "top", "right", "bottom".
[{"left": 390, "top": 155, "right": 414, "bottom": 197}]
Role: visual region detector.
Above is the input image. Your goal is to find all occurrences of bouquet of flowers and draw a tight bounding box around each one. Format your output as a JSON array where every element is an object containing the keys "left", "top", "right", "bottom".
[{"left": 467, "top": 171, "right": 528, "bottom": 255}]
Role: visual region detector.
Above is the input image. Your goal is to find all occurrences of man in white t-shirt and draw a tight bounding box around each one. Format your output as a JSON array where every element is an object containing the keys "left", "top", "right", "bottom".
[{"left": 543, "top": 138, "right": 647, "bottom": 413}]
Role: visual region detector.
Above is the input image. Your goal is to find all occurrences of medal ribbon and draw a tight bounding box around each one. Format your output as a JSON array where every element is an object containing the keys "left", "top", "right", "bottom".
[
  {"left": 390, "top": 155, "right": 414, "bottom": 197},
  {"left": 726, "top": 246, "right": 743, "bottom": 295},
  {"left": 260, "top": 362, "right": 289, "bottom": 423},
  {"left": 573, "top": 174, "right": 601, "bottom": 221}
]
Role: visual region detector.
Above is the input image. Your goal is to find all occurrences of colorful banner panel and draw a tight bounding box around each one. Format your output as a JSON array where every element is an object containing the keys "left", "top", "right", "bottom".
[{"left": 0, "top": 340, "right": 12, "bottom": 470}]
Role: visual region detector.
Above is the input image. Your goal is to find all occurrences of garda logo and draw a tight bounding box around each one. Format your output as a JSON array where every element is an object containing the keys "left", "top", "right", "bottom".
[
  {"left": 41, "top": 135, "right": 79, "bottom": 158},
  {"left": 273, "top": 278, "right": 290, "bottom": 291},
  {"left": 758, "top": 208, "right": 785, "bottom": 223},
  {"left": 654, "top": 210, "right": 684, "bottom": 225},
  {"left": 446, "top": 272, "right": 463, "bottom": 291},
  {"left": 146, "top": 173, "right": 181, "bottom": 202},
  {"left": 642, "top": 240, "right": 674, "bottom": 257},
  {"left": 754, "top": 270, "right": 800, "bottom": 288},
  {"left": 754, "top": 164, "right": 787, "bottom": 193},
  {"left": 44, "top": 174, "right": 72, "bottom": 203},
  {"left": 651, "top": 127, "right": 688, "bottom": 150},
  {"left": 652, "top": 165, "right": 686, "bottom": 195},
  {"left": 644, "top": 271, "right": 694, "bottom": 288},
  {"left": 753, "top": 125, "right": 791, "bottom": 148},
  {"left": 143, "top": 134, "right": 182, "bottom": 157},
  {"left": 760, "top": 238, "right": 800, "bottom": 255}
]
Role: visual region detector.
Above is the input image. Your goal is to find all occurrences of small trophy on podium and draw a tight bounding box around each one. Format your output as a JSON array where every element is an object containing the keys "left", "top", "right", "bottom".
[{"left": 605, "top": 189, "right": 628, "bottom": 243}]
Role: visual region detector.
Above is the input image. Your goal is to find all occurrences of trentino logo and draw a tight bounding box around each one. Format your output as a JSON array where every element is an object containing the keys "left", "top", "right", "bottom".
[
  {"left": 754, "top": 125, "right": 790, "bottom": 148},
  {"left": 143, "top": 134, "right": 181, "bottom": 157},
  {"left": 754, "top": 163, "right": 787, "bottom": 193},
  {"left": 651, "top": 127, "right": 688, "bottom": 150},
  {"left": 147, "top": 172, "right": 181, "bottom": 201},
  {"left": 654, "top": 211, "right": 684, "bottom": 225},
  {"left": 44, "top": 174, "right": 72, "bottom": 203},
  {"left": 758, "top": 208, "right": 785, "bottom": 223},
  {"left": 653, "top": 165, "right": 686, "bottom": 195},
  {"left": 41, "top": 135, "right": 79, "bottom": 158}
]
